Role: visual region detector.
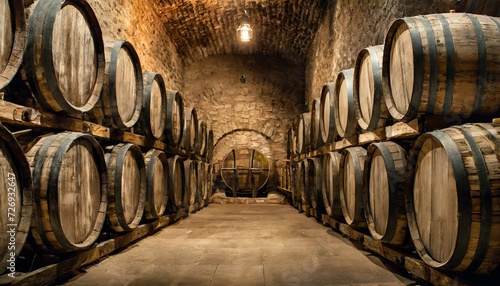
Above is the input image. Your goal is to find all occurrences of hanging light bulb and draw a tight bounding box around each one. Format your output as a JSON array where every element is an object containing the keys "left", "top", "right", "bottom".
[{"left": 237, "top": 10, "right": 253, "bottom": 42}]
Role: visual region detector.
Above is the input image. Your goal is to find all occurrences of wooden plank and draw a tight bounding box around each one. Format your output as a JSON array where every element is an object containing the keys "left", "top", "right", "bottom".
[
  {"left": 334, "top": 135, "right": 357, "bottom": 150},
  {"left": 358, "top": 128, "right": 386, "bottom": 145},
  {"left": 385, "top": 117, "right": 422, "bottom": 140}
]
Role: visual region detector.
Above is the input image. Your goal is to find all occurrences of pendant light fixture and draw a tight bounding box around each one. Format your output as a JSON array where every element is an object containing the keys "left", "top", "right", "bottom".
[{"left": 237, "top": 10, "right": 253, "bottom": 42}]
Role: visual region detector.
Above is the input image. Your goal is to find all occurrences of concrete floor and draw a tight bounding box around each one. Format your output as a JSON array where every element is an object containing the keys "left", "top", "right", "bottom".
[{"left": 65, "top": 204, "right": 413, "bottom": 286}]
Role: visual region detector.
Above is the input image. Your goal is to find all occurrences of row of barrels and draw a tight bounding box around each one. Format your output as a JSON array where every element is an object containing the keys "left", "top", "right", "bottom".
[
  {"left": 283, "top": 122, "right": 500, "bottom": 275},
  {"left": 0, "top": 125, "right": 213, "bottom": 273},
  {"left": 289, "top": 12, "right": 500, "bottom": 157},
  {"left": 0, "top": 0, "right": 215, "bottom": 154}
]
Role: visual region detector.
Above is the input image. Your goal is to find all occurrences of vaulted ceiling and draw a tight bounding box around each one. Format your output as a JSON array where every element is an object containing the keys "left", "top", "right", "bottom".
[{"left": 150, "top": 0, "right": 328, "bottom": 64}]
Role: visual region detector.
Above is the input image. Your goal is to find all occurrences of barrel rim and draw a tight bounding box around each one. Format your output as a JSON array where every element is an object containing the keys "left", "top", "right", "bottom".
[
  {"left": 310, "top": 98, "right": 324, "bottom": 150},
  {"left": 144, "top": 149, "right": 169, "bottom": 219},
  {"left": 141, "top": 71, "right": 167, "bottom": 139},
  {"left": 319, "top": 82, "right": 337, "bottom": 144},
  {"left": 167, "top": 155, "right": 186, "bottom": 211},
  {"left": 26, "top": 0, "right": 105, "bottom": 113},
  {"left": 339, "top": 147, "right": 366, "bottom": 227},
  {"left": 321, "top": 151, "right": 343, "bottom": 221},
  {"left": 165, "top": 90, "right": 185, "bottom": 147},
  {"left": 0, "top": 0, "right": 27, "bottom": 90},
  {"left": 334, "top": 69, "right": 357, "bottom": 138}
]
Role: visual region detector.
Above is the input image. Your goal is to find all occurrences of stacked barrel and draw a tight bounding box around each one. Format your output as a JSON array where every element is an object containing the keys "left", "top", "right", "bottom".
[
  {"left": 0, "top": 0, "right": 214, "bottom": 271},
  {"left": 284, "top": 11, "right": 500, "bottom": 276}
]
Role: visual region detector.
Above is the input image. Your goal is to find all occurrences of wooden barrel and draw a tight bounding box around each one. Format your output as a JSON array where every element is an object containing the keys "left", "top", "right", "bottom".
[
  {"left": 321, "top": 151, "right": 344, "bottom": 222},
  {"left": 139, "top": 72, "right": 167, "bottom": 140},
  {"left": 296, "top": 112, "right": 311, "bottom": 155},
  {"left": 382, "top": 13, "right": 500, "bottom": 122},
  {"left": 306, "top": 157, "right": 325, "bottom": 214},
  {"left": 354, "top": 45, "right": 388, "bottom": 132},
  {"left": 406, "top": 123, "right": 500, "bottom": 274},
  {"left": 340, "top": 147, "right": 367, "bottom": 228},
  {"left": 195, "top": 120, "right": 207, "bottom": 157},
  {"left": 319, "top": 83, "right": 337, "bottom": 144},
  {"left": 24, "top": 0, "right": 104, "bottom": 114},
  {"left": 334, "top": 69, "right": 358, "bottom": 138},
  {"left": 206, "top": 129, "right": 214, "bottom": 162},
  {"left": 300, "top": 159, "right": 309, "bottom": 206},
  {"left": 26, "top": 132, "right": 107, "bottom": 252},
  {"left": 165, "top": 90, "right": 185, "bottom": 148},
  {"left": 0, "top": 0, "right": 26, "bottom": 90},
  {"left": 167, "top": 155, "right": 185, "bottom": 212},
  {"left": 310, "top": 98, "right": 325, "bottom": 150},
  {"left": 105, "top": 143, "right": 146, "bottom": 232},
  {"left": 198, "top": 161, "right": 208, "bottom": 208},
  {"left": 286, "top": 128, "right": 296, "bottom": 159},
  {"left": 95, "top": 40, "right": 142, "bottom": 128},
  {"left": 363, "top": 142, "right": 408, "bottom": 245},
  {"left": 183, "top": 159, "right": 198, "bottom": 211},
  {"left": 182, "top": 107, "right": 199, "bottom": 152},
  {"left": 143, "top": 149, "right": 169, "bottom": 220},
  {"left": 0, "top": 124, "right": 32, "bottom": 272},
  {"left": 451, "top": 0, "right": 500, "bottom": 16},
  {"left": 291, "top": 163, "right": 302, "bottom": 208}
]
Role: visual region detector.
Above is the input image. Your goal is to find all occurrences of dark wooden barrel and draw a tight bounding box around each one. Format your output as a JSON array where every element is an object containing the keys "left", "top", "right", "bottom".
[
  {"left": 321, "top": 151, "right": 344, "bottom": 222},
  {"left": 167, "top": 155, "right": 185, "bottom": 212},
  {"left": 165, "top": 90, "right": 184, "bottom": 148},
  {"left": 143, "top": 149, "right": 169, "bottom": 220},
  {"left": 0, "top": 124, "right": 32, "bottom": 272},
  {"left": 206, "top": 129, "right": 214, "bottom": 162},
  {"left": 334, "top": 69, "right": 358, "bottom": 138},
  {"left": 306, "top": 157, "right": 325, "bottom": 214},
  {"left": 183, "top": 159, "right": 198, "bottom": 212},
  {"left": 139, "top": 71, "right": 167, "bottom": 140},
  {"left": 310, "top": 98, "right": 325, "bottom": 150},
  {"left": 319, "top": 83, "right": 337, "bottom": 144},
  {"left": 286, "top": 128, "right": 296, "bottom": 159},
  {"left": 340, "top": 147, "right": 367, "bottom": 228},
  {"left": 195, "top": 120, "right": 207, "bottom": 157},
  {"left": 0, "top": 0, "right": 26, "bottom": 90},
  {"left": 451, "top": 0, "right": 500, "bottom": 16},
  {"left": 383, "top": 13, "right": 500, "bottom": 122},
  {"left": 24, "top": 0, "right": 104, "bottom": 114},
  {"left": 182, "top": 107, "right": 199, "bottom": 152},
  {"left": 354, "top": 45, "right": 388, "bottom": 132},
  {"left": 105, "top": 143, "right": 146, "bottom": 232},
  {"left": 406, "top": 123, "right": 500, "bottom": 274},
  {"left": 197, "top": 161, "right": 208, "bottom": 208},
  {"left": 300, "top": 159, "right": 309, "bottom": 206},
  {"left": 291, "top": 163, "right": 302, "bottom": 209},
  {"left": 26, "top": 132, "right": 107, "bottom": 252},
  {"left": 296, "top": 112, "right": 311, "bottom": 155},
  {"left": 363, "top": 142, "right": 408, "bottom": 245},
  {"left": 95, "top": 40, "right": 142, "bottom": 128}
]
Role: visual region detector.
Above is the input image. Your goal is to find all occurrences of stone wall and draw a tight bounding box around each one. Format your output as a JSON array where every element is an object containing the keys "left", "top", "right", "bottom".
[
  {"left": 182, "top": 54, "right": 305, "bottom": 165},
  {"left": 305, "top": 0, "right": 454, "bottom": 105}
]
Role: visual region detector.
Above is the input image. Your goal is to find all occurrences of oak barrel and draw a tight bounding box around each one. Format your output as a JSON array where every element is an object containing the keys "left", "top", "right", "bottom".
[
  {"left": 286, "top": 128, "right": 296, "bottom": 159},
  {"left": 306, "top": 157, "right": 325, "bottom": 214},
  {"left": 319, "top": 83, "right": 337, "bottom": 144},
  {"left": 195, "top": 120, "right": 207, "bottom": 157},
  {"left": 300, "top": 159, "right": 309, "bottom": 206},
  {"left": 183, "top": 159, "right": 199, "bottom": 212},
  {"left": 363, "top": 142, "right": 408, "bottom": 245},
  {"left": 165, "top": 90, "right": 185, "bottom": 148},
  {"left": 0, "top": 124, "right": 32, "bottom": 272},
  {"left": 0, "top": 0, "right": 26, "bottom": 90},
  {"left": 334, "top": 69, "right": 358, "bottom": 138},
  {"left": 139, "top": 71, "right": 167, "bottom": 140},
  {"left": 310, "top": 98, "right": 325, "bottom": 149},
  {"left": 321, "top": 151, "right": 344, "bottom": 222},
  {"left": 96, "top": 40, "right": 143, "bottom": 128},
  {"left": 182, "top": 107, "right": 199, "bottom": 152},
  {"left": 291, "top": 163, "right": 302, "bottom": 209},
  {"left": 451, "top": 0, "right": 500, "bottom": 16},
  {"left": 143, "top": 149, "right": 169, "bottom": 220},
  {"left": 354, "top": 45, "right": 388, "bottom": 132},
  {"left": 26, "top": 132, "right": 107, "bottom": 253},
  {"left": 24, "top": 0, "right": 104, "bottom": 114},
  {"left": 105, "top": 143, "right": 146, "bottom": 232},
  {"left": 340, "top": 147, "right": 367, "bottom": 228},
  {"left": 206, "top": 129, "right": 214, "bottom": 162},
  {"left": 406, "top": 123, "right": 500, "bottom": 274},
  {"left": 383, "top": 13, "right": 500, "bottom": 122},
  {"left": 198, "top": 161, "right": 208, "bottom": 208},
  {"left": 296, "top": 112, "right": 311, "bottom": 155},
  {"left": 167, "top": 155, "right": 185, "bottom": 212}
]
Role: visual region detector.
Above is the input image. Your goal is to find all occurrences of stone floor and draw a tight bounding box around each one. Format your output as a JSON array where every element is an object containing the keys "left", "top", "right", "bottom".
[{"left": 64, "top": 204, "right": 414, "bottom": 286}]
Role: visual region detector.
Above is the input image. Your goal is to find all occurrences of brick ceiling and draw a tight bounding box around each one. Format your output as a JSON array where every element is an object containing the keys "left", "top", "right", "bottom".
[{"left": 150, "top": 0, "right": 328, "bottom": 64}]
